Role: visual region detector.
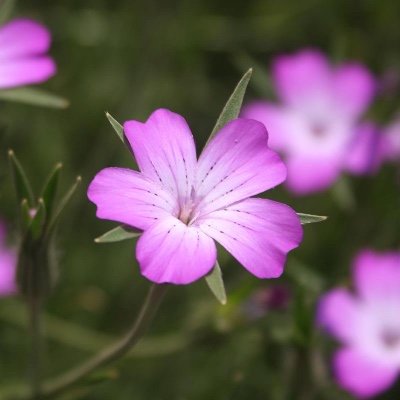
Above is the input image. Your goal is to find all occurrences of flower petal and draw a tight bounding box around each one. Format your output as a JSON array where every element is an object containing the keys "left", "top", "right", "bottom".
[
  {"left": 123, "top": 109, "right": 197, "bottom": 201},
  {"left": 345, "top": 123, "right": 385, "bottom": 176},
  {"left": 333, "top": 64, "right": 375, "bottom": 119},
  {"left": 87, "top": 167, "right": 176, "bottom": 231},
  {"left": 195, "top": 119, "right": 286, "bottom": 215},
  {"left": 197, "top": 198, "right": 302, "bottom": 278},
  {"left": 285, "top": 155, "right": 341, "bottom": 194},
  {"left": 0, "top": 19, "right": 51, "bottom": 59},
  {"left": 334, "top": 348, "right": 398, "bottom": 398},
  {"left": 0, "top": 57, "right": 56, "bottom": 89},
  {"left": 0, "top": 250, "right": 17, "bottom": 297},
  {"left": 136, "top": 216, "right": 217, "bottom": 284},
  {"left": 353, "top": 250, "right": 400, "bottom": 301},
  {"left": 241, "top": 101, "right": 290, "bottom": 151},
  {"left": 272, "top": 49, "right": 332, "bottom": 114},
  {"left": 382, "top": 119, "right": 400, "bottom": 162},
  {"left": 318, "top": 289, "right": 360, "bottom": 343}
]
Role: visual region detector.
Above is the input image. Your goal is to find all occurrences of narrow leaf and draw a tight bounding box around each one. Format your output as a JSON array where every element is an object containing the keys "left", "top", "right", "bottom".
[
  {"left": 105, "top": 112, "right": 124, "bottom": 143},
  {"left": 297, "top": 213, "right": 328, "bottom": 225},
  {"left": 95, "top": 226, "right": 140, "bottom": 243},
  {"left": 8, "top": 150, "right": 35, "bottom": 206},
  {"left": 30, "top": 199, "right": 46, "bottom": 239},
  {"left": 234, "top": 53, "right": 275, "bottom": 97},
  {"left": 20, "top": 199, "right": 32, "bottom": 230},
  {"left": 0, "top": 87, "right": 69, "bottom": 109},
  {"left": 206, "top": 68, "right": 253, "bottom": 146},
  {"left": 41, "top": 163, "right": 63, "bottom": 219},
  {"left": 205, "top": 261, "right": 227, "bottom": 305},
  {"left": 46, "top": 176, "right": 81, "bottom": 234},
  {"left": 105, "top": 112, "right": 138, "bottom": 167}
]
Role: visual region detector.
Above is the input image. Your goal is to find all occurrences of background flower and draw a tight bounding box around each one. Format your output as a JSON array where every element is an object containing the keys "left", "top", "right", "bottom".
[
  {"left": 318, "top": 250, "right": 400, "bottom": 398},
  {"left": 0, "top": 220, "right": 17, "bottom": 297},
  {"left": 0, "top": 18, "right": 56, "bottom": 89},
  {"left": 242, "top": 49, "right": 376, "bottom": 194},
  {"left": 382, "top": 118, "right": 400, "bottom": 163}
]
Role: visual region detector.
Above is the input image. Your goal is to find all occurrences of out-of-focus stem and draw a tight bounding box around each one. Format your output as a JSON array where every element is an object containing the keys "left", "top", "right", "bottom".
[
  {"left": 34, "top": 283, "right": 167, "bottom": 399},
  {"left": 28, "top": 297, "right": 43, "bottom": 399}
]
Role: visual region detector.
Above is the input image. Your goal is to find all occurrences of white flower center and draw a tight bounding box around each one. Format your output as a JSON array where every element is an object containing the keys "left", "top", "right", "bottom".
[{"left": 177, "top": 187, "right": 200, "bottom": 225}]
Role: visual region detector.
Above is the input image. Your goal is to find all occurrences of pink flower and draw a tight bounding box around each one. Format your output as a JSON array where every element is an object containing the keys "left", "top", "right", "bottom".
[
  {"left": 0, "top": 18, "right": 56, "bottom": 89},
  {"left": 345, "top": 122, "right": 387, "bottom": 176},
  {"left": 0, "top": 221, "right": 17, "bottom": 297},
  {"left": 88, "top": 109, "right": 303, "bottom": 284},
  {"left": 318, "top": 250, "right": 400, "bottom": 398},
  {"left": 242, "top": 49, "right": 376, "bottom": 194},
  {"left": 382, "top": 118, "right": 400, "bottom": 163}
]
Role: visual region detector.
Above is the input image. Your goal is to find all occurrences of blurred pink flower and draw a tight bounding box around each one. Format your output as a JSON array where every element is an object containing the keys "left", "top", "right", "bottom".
[
  {"left": 0, "top": 18, "right": 56, "bottom": 89},
  {"left": 318, "top": 250, "right": 400, "bottom": 398},
  {"left": 242, "top": 49, "right": 376, "bottom": 194},
  {"left": 88, "top": 109, "right": 303, "bottom": 284},
  {"left": 382, "top": 118, "right": 400, "bottom": 163},
  {"left": 0, "top": 221, "right": 17, "bottom": 297},
  {"left": 345, "top": 122, "right": 387, "bottom": 176}
]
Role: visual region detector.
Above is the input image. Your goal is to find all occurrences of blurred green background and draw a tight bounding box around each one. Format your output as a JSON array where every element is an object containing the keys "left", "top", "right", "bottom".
[{"left": 1, "top": 0, "right": 399, "bottom": 399}]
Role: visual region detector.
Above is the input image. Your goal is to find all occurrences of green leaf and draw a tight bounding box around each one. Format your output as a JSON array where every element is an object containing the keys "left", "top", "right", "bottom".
[
  {"left": 0, "top": 87, "right": 69, "bottom": 109},
  {"left": 95, "top": 226, "right": 141, "bottom": 243},
  {"left": 0, "top": 0, "right": 16, "bottom": 26},
  {"left": 46, "top": 176, "right": 81, "bottom": 234},
  {"left": 29, "top": 199, "right": 46, "bottom": 239},
  {"left": 297, "top": 213, "right": 327, "bottom": 225},
  {"left": 105, "top": 112, "right": 124, "bottom": 143},
  {"left": 20, "top": 199, "right": 32, "bottom": 230},
  {"left": 206, "top": 68, "right": 253, "bottom": 146},
  {"left": 234, "top": 53, "right": 275, "bottom": 97},
  {"left": 41, "top": 163, "right": 63, "bottom": 220},
  {"left": 205, "top": 261, "right": 227, "bottom": 305},
  {"left": 8, "top": 150, "right": 35, "bottom": 206}
]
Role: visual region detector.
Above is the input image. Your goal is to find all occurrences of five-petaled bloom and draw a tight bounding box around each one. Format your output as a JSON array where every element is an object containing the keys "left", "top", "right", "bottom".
[
  {"left": 0, "top": 220, "right": 17, "bottom": 297},
  {"left": 88, "top": 109, "right": 303, "bottom": 284},
  {"left": 0, "top": 18, "right": 56, "bottom": 89},
  {"left": 242, "top": 49, "right": 376, "bottom": 194},
  {"left": 318, "top": 250, "right": 400, "bottom": 398}
]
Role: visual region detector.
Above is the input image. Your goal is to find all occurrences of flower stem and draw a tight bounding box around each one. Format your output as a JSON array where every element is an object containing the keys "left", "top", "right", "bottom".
[
  {"left": 28, "top": 297, "right": 43, "bottom": 399},
  {"left": 35, "top": 283, "right": 167, "bottom": 399}
]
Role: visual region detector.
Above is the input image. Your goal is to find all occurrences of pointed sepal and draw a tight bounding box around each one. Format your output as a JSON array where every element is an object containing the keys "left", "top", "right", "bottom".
[{"left": 205, "top": 261, "right": 227, "bottom": 305}]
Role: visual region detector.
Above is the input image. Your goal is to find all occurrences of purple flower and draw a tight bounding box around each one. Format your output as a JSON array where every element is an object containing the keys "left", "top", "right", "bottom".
[
  {"left": 242, "top": 49, "right": 376, "bottom": 194},
  {"left": 345, "top": 122, "right": 387, "bottom": 176},
  {"left": 382, "top": 118, "right": 400, "bottom": 163},
  {"left": 318, "top": 250, "right": 400, "bottom": 398},
  {"left": 88, "top": 109, "right": 303, "bottom": 284},
  {"left": 0, "top": 221, "right": 17, "bottom": 297},
  {"left": 0, "top": 18, "right": 56, "bottom": 89}
]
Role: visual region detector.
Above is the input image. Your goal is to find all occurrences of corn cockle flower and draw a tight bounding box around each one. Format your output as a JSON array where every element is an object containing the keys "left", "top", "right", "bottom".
[
  {"left": 0, "top": 18, "right": 56, "bottom": 89},
  {"left": 318, "top": 250, "right": 400, "bottom": 398},
  {"left": 382, "top": 118, "right": 400, "bottom": 163},
  {"left": 345, "top": 122, "right": 386, "bottom": 176},
  {"left": 242, "top": 49, "right": 376, "bottom": 194},
  {"left": 0, "top": 221, "right": 17, "bottom": 297},
  {"left": 88, "top": 109, "right": 303, "bottom": 284}
]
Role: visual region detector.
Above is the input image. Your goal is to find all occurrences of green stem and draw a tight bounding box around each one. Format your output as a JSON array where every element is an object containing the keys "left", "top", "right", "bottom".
[
  {"left": 37, "top": 283, "right": 167, "bottom": 399},
  {"left": 29, "top": 298, "right": 43, "bottom": 399}
]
